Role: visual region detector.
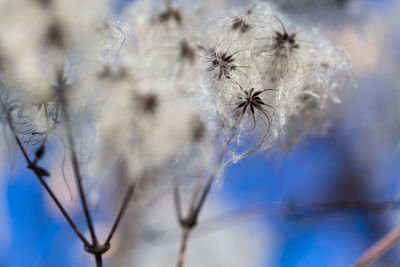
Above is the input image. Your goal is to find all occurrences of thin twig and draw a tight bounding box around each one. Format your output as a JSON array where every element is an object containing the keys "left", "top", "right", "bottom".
[
  {"left": 198, "top": 199, "right": 400, "bottom": 224},
  {"left": 104, "top": 183, "right": 136, "bottom": 246},
  {"left": 189, "top": 175, "right": 204, "bottom": 214},
  {"left": 177, "top": 228, "right": 191, "bottom": 267},
  {"left": 173, "top": 177, "right": 206, "bottom": 267},
  {"left": 0, "top": 99, "right": 91, "bottom": 247},
  {"left": 174, "top": 183, "right": 183, "bottom": 222},
  {"left": 292, "top": 200, "right": 400, "bottom": 214},
  {"left": 193, "top": 175, "right": 214, "bottom": 218},
  {"left": 353, "top": 226, "right": 400, "bottom": 267},
  {"left": 67, "top": 130, "right": 98, "bottom": 244},
  {"left": 59, "top": 81, "right": 98, "bottom": 245},
  {"left": 3, "top": 79, "right": 137, "bottom": 267},
  {"left": 174, "top": 149, "right": 225, "bottom": 267},
  {"left": 174, "top": 176, "right": 215, "bottom": 267},
  {"left": 31, "top": 168, "right": 91, "bottom": 248}
]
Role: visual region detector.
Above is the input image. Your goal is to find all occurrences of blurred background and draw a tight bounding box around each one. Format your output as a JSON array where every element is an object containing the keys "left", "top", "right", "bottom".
[{"left": 1, "top": 0, "right": 400, "bottom": 266}]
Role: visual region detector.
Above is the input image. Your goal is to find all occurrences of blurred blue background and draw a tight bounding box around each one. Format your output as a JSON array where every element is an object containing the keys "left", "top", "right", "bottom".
[{"left": 1, "top": 0, "right": 400, "bottom": 266}]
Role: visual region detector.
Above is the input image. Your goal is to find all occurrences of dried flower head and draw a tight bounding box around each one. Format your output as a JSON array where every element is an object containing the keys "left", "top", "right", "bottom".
[{"left": 0, "top": 0, "right": 353, "bottom": 183}]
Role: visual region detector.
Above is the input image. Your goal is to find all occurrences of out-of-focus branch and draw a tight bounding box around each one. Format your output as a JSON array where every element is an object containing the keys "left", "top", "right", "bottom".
[
  {"left": 290, "top": 200, "right": 400, "bottom": 215},
  {"left": 353, "top": 226, "right": 400, "bottom": 267},
  {"left": 174, "top": 180, "right": 212, "bottom": 267},
  {"left": 177, "top": 228, "right": 191, "bottom": 267},
  {"left": 174, "top": 150, "right": 225, "bottom": 267},
  {"left": 171, "top": 199, "right": 400, "bottom": 244},
  {"left": 175, "top": 175, "right": 215, "bottom": 267},
  {"left": 201, "top": 199, "right": 400, "bottom": 224}
]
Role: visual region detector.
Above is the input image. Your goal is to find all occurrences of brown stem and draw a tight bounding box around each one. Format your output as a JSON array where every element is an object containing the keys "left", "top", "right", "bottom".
[
  {"left": 3, "top": 84, "right": 136, "bottom": 265},
  {"left": 291, "top": 200, "right": 400, "bottom": 214},
  {"left": 174, "top": 150, "right": 225, "bottom": 267},
  {"left": 193, "top": 175, "right": 214, "bottom": 218},
  {"left": 32, "top": 167, "right": 91, "bottom": 248},
  {"left": 60, "top": 88, "right": 98, "bottom": 245},
  {"left": 174, "top": 184, "right": 183, "bottom": 222},
  {"left": 353, "top": 226, "right": 400, "bottom": 267},
  {"left": 95, "top": 254, "right": 103, "bottom": 267},
  {"left": 177, "top": 228, "right": 191, "bottom": 267},
  {"left": 104, "top": 183, "right": 136, "bottom": 246},
  {"left": 174, "top": 176, "right": 210, "bottom": 267},
  {"left": 0, "top": 99, "right": 91, "bottom": 247},
  {"left": 82, "top": 183, "right": 136, "bottom": 261},
  {"left": 189, "top": 175, "right": 204, "bottom": 214},
  {"left": 67, "top": 129, "right": 98, "bottom": 244}
]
